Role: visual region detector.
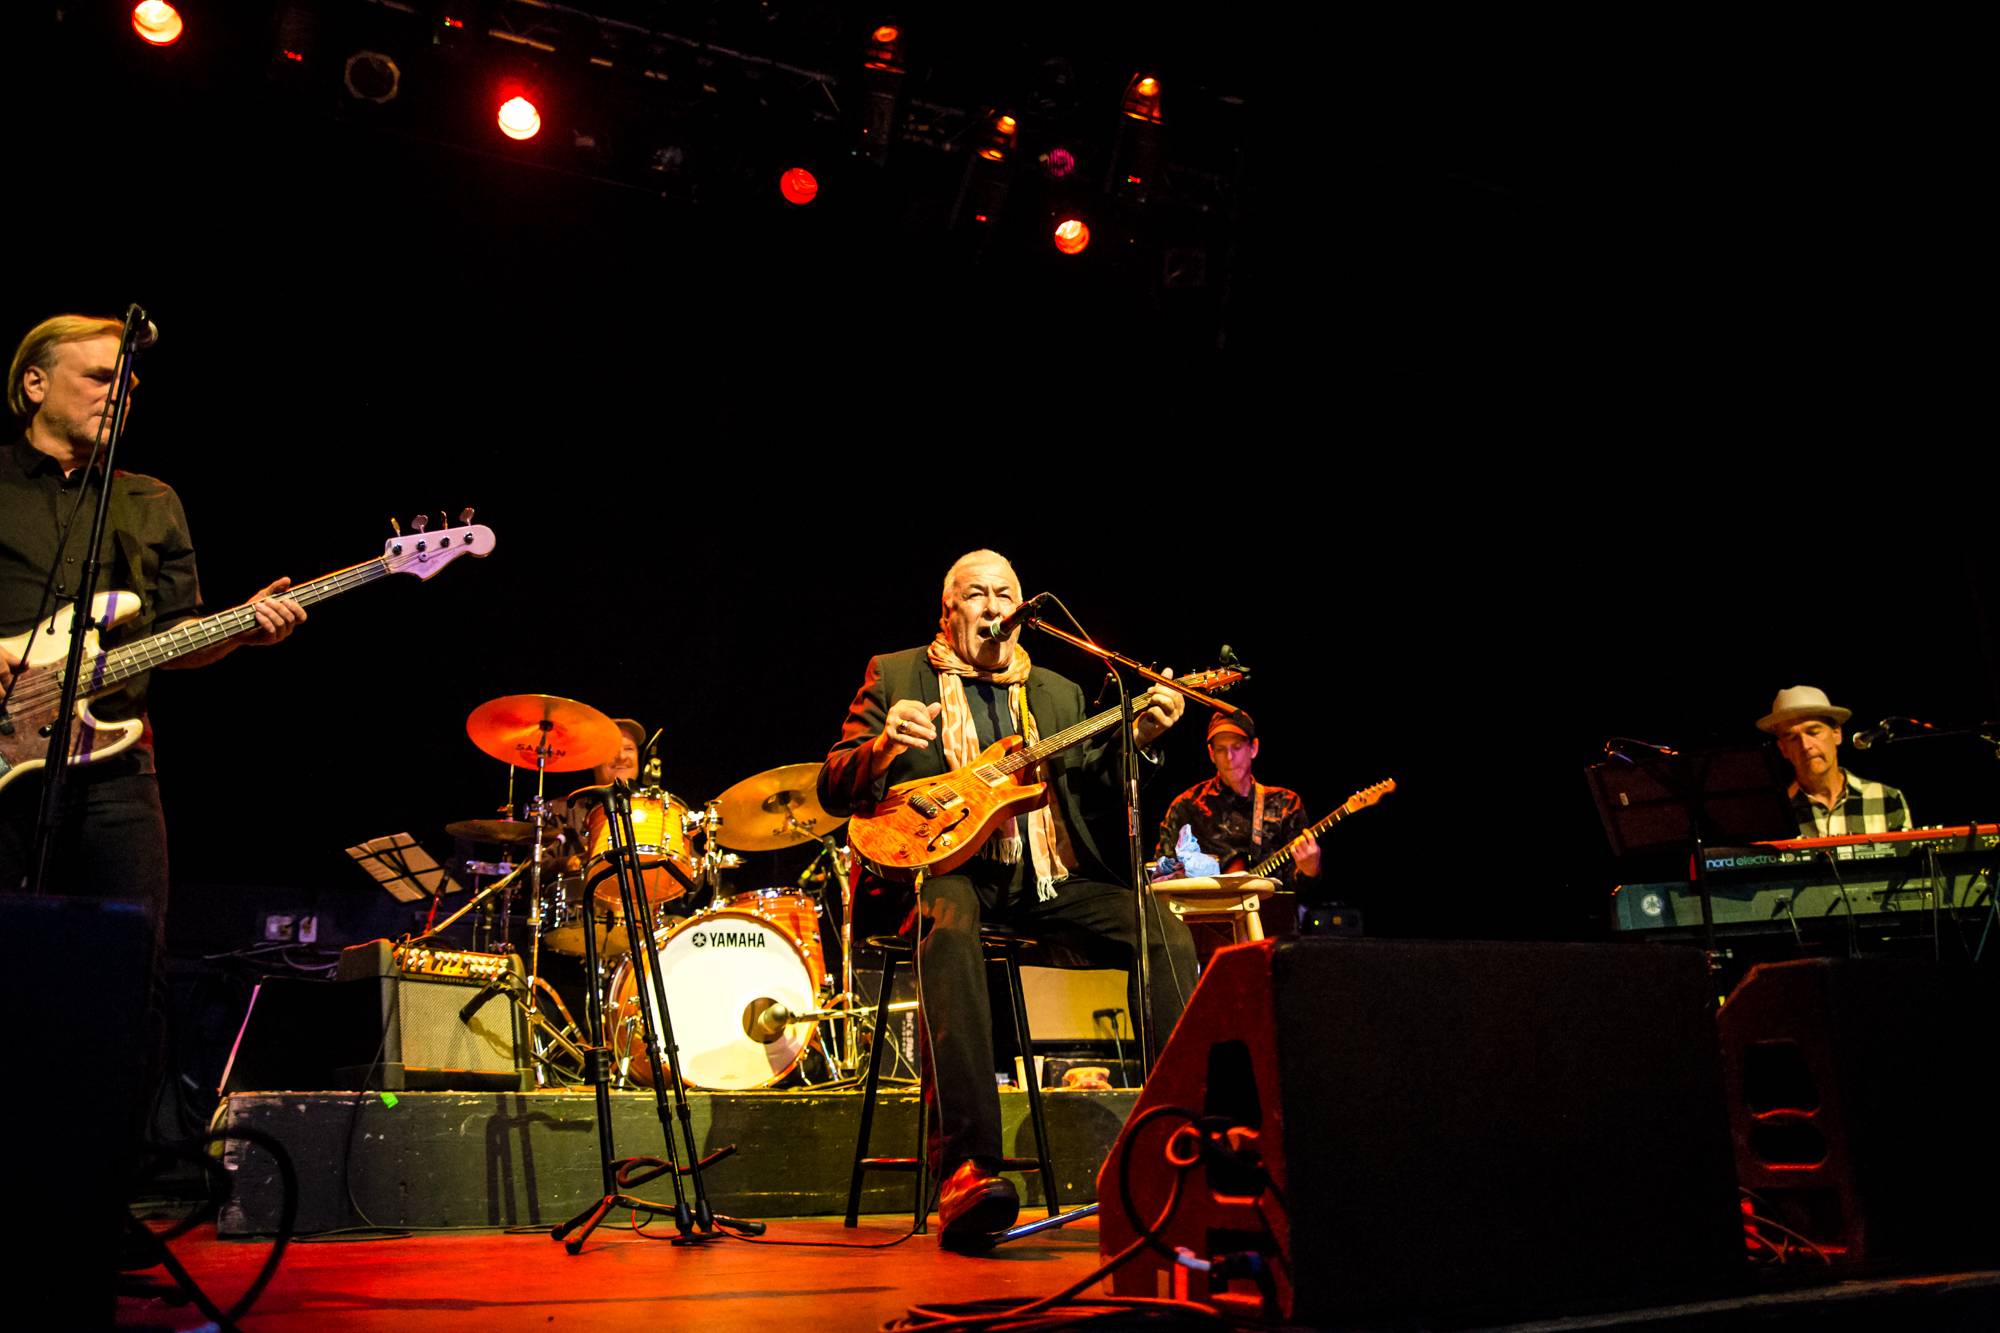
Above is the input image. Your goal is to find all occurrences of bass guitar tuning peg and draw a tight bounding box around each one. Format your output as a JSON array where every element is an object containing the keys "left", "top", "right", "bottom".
[
  {"left": 458, "top": 507, "right": 476, "bottom": 527},
  {"left": 389, "top": 517, "right": 401, "bottom": 537},
  {"left": 411, "top": 514, "right": 430, "bottom": 533}
]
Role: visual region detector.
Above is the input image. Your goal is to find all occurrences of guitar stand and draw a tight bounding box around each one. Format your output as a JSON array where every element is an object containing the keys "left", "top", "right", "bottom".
[{"left": 552, "top": 781, "right": 765, "bottom": 1253}]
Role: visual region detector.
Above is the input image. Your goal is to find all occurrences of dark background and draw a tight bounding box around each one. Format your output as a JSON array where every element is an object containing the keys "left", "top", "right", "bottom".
[{"left": 5, "top": 5, "right": 1990, "bottom": 957}]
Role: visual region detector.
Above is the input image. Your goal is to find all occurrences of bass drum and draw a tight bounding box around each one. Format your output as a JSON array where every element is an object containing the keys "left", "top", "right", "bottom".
[
  {"left": 607, "top": 909, "right": 819, "bottom": 1091},
  {"left": 717, "top": 889, "right": 825, "bottom": 989}
]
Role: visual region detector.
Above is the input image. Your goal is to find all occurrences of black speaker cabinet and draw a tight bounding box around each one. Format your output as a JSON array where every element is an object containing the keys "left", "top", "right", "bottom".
[
  {"left": 1100, "top": 938, "right": 1744, "bottom": 1325},
  {"left": 1719, "top": 957, "right": 2000, "bottom": 1266}
]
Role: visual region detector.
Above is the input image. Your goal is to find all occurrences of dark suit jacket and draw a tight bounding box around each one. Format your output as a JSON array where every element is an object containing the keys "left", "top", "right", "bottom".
[{"left": 818, "top": 646, "right": 1126, "bottom": 893}]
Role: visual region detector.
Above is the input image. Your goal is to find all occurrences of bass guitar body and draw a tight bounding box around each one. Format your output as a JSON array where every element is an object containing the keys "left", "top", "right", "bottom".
[{"left": 0, "top": 591, "right": 146, "bottom": 791}]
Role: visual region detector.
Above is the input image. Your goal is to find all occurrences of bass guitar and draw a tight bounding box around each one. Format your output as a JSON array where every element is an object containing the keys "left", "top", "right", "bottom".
[
  {"left": 0, "top": 520, "right": 496, "bottom": 793},
  {"left": 848, "top": 667, "right": 1246, "bottom": 878}
]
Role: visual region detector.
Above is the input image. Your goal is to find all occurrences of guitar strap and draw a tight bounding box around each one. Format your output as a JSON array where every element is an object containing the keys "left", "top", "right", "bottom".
[{"left": 1251, "top": 783, "right": 1266, "bottom": 850}]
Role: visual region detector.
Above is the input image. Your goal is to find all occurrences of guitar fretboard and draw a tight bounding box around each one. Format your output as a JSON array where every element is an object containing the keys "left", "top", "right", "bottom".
[{"left": 96, "top": 557, "right": 390, "bottom": 687}]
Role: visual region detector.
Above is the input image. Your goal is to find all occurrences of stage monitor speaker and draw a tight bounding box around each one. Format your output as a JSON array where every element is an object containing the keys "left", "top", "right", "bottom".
[
  {"left": 1718, "top": 957, "right": 2000, "bottom": 1265},
  {"left": 1099, "top": 939, "right": 1743, "bottom": 1326}
]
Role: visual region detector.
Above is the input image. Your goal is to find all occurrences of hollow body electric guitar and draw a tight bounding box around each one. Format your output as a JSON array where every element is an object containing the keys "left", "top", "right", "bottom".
[
  {"left": 1227, "top": 779, "right": 1397, "bottom": 876},
  {"left": 848, "top": 667, "right": 1246, "bottom": 878},
  {"left": 0, "top": 521, "right": 496, "bottom": 793}
]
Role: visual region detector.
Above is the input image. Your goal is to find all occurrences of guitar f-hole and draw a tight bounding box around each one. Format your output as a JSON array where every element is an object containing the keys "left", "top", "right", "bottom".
[{"left": 927, "top": 808, "right": 971, "bottom": 852}]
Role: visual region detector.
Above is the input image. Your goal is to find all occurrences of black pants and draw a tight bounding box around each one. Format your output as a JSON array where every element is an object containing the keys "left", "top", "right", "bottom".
[
  {"left": 917, "top": 864, "right": 1198, "bottom": 1171},
  {"left": 0, "top": 755, "right": 169, "bottom": 959}
]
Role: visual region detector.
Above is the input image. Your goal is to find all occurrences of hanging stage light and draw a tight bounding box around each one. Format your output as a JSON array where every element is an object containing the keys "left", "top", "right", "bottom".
[
  {"left": 779, "top": 167, "right": 820, "bottom": 206},
  {"left": 131, "top": 1, "right": 184, "bottom": 46},
  {"left": 497, "top": 95, "right": 542, "bottom": 141},
  {"left": 977, "top": 113, "right": 1018, "bottom": 163},
  {"left": 1052, "top": 217, "right": 1091, "bottom": 256},
  {"left": 1121, "top": 73, "right": 1164, "bottom": 124}
]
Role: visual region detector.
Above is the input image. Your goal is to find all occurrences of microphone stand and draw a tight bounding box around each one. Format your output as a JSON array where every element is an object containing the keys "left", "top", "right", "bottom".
[
  {"left": 29, "top": 304, "right": 149, "bottom": 895},
  {"left": 1018, "top": 612, "right": 1238, "bottom": 1074}
]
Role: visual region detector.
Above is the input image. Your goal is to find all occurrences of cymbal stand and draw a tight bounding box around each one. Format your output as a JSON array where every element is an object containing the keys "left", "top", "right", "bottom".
[{"left": 795, "top": 829, "right": 860, "bottom": 1075}]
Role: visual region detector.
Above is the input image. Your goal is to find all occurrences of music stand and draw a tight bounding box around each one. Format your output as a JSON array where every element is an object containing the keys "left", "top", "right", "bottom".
[{"left": 1586, "top": 745, "right": 1796, "bottom": 970}]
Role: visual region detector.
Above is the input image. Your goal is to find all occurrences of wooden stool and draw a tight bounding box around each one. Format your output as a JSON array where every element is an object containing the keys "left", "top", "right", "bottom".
[
  {"left": 843, "top": 923, "right": 1061, "bottom": 1230},
  {"left": 1148, "top": 873, "right": 1281, "bottom": 945}
]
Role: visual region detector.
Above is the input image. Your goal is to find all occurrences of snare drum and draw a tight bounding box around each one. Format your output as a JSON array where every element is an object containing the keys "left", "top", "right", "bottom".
[
  {"left": 584, "top": 789, "right": 696, "bottom": 906},
  {"left": 719, "top": 889, "right": 825, "bottom": 988},
  {"left": 607, "top": 909, "right": 819, "bottom": 1090}
]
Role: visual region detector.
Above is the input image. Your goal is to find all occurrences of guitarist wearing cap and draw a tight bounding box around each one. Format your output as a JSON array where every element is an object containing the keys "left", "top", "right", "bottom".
[
  {"left": 1154, "top": 710, "right": 1322, "bottom": 885},
  {"left": 818, "top": 548, "right": 1198, "bottom": 1250}
]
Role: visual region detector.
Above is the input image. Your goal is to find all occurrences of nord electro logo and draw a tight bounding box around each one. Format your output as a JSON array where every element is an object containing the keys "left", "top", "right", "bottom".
[{"left": 691, "top": 931, "right": 767, "bottom": 948}]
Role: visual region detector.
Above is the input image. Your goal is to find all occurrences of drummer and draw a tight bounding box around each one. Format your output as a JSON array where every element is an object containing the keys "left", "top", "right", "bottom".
[{"left": 592, "top": 717, "right": 649, "bottom": 790}]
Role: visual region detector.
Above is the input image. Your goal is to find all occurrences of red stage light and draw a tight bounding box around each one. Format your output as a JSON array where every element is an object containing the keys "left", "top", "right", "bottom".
[
  {"left": 1044, "top": 146, "right": 1077, "bottom": 179},
  {"left": 131, "top": 1, "right": 184, "bottom": 46},
  {"left": 780, "top": 167, "right": 819, "bottom": 206},
  {"left": 872, "top": 25, "right": 900, "bottom": 43},
  {"left": 1052, "top": 218, "right": 1091, "bottom": 256},
  {"left": 497, "top": 96, "right": 541, "bottom": 141}
]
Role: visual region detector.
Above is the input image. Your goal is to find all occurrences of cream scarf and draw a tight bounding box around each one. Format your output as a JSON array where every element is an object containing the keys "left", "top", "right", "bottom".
[{"left": 925, "top": 635, "right": 1076, "bottom": 900}]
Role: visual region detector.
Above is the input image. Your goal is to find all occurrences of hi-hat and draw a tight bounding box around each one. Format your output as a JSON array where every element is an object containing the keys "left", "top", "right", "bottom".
[
  {"left": 710, "top": 762, "right": 845, "bottom": 851},
  {"left": 466, "top": 694, "right": 621, "bottom": 773},
  {"left": 444, "top": 818, "right": 539, "bottom": 844}
]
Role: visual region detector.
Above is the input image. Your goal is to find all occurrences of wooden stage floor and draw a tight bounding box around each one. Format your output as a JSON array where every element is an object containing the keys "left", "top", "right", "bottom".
[
  {"left": 118, "top": 1207, "right": 2000, "bottom": 1333},
  {"left": 119, "top": 1211, "right": 1109, "bottom": 1333}
]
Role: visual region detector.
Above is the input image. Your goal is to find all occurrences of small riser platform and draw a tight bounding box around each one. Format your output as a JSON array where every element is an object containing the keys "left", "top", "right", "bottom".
[{"left": 218, "top": 1087, "right": 1135, "bottom": 1235}]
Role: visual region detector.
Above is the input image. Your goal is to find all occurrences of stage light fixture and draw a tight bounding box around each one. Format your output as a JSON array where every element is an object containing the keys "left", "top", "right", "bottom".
[
  {"left": 977, "top": 113, "right": 1018, "bottom": 163},
  {"left": 864, "top": 22, "right": 904, "bottom": 73},
  {"left": 1121, "top": 72, "right": 1164, "bottom": 124},
  {"left": 343, "top": 51, "right": 401, "bottom": 104},
  {"left": 780, "top": 167, "right": 820, "bottom": 206},
  {"left": 1053, "top": 218, "right": 1091, "bottom": 256},
  {"left": 131, "top": 1, "right": 184, "bottom": 46},
  {"left": 497, "top": 95, "right": 542, "bottom": 141},
  {"left": 1042, "top": 146, "right": 1077, "bottom": 180}
]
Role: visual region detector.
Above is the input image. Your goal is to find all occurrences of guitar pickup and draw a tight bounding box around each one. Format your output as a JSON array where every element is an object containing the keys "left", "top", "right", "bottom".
[{"left": 906, "top": 787, "right": 963, "bottom": 819}]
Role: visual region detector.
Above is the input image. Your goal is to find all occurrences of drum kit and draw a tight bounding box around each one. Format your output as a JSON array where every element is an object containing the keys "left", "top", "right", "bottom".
[{"left": 452, "top": 693, "right": 876, "bottom": 1093}]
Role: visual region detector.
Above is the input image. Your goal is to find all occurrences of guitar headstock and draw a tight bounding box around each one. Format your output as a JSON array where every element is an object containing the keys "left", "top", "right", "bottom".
[
  {"left": 1168, "top": 667, "right": 1248, "bottom": 695},
  {"left": 383, "top": 520, "right": 497, "bottom": 580},
  {"left": 1342, "top": 778, "right": 1396, "bottom": 814}
]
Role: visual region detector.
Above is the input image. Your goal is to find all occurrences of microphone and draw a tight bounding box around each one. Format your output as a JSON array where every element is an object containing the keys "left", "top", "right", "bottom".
[
  {"left": 743, "top": 997, "right": 793, "bottom": 1043},
  {"left": 133, "top": 320, "right": 160, "bottom": 349},
  {"left": 460, "top": 976, "right": 511, "bottom": 1024},
  {"left": 978, "top": 591, "right": 1051, "bottom": 641},
  {"left": 1850, "top": 719, "right": 1894, "bottom": 751}
]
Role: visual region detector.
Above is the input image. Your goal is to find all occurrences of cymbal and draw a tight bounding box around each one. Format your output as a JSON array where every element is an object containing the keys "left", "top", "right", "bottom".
[
  {"left": 710, "top": 762, "right": 846, "bottom": 851},
  {"left": 466, "top": 694, "right": 621, "bottom": 773},
  {"left": 444, "top": 818, "right": 538, "bottom": 844}
]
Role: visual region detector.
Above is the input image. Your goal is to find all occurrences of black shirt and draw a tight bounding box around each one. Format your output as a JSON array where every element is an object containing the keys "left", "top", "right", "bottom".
[{"left": 0, "top": 435, "right": 202, "bottom": 740}]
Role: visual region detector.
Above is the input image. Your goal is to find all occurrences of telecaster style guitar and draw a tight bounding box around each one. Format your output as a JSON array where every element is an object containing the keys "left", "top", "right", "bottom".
[
  {"left": 847, "top": 667, "right": 1247, "bottom": 878},
  {"left": 1229, "top": 778, "right": 1397, "bottom": 876},
  {"left": 0, "top": 520, "right": 496, "bottom": 793}
]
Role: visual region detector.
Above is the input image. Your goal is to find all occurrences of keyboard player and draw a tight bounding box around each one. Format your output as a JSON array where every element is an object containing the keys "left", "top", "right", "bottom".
[{"left": 1757, "top": 685, "right": 1912, "bottom": 837}]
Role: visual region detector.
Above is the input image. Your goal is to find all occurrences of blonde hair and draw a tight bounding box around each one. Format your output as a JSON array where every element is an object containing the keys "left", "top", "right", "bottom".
[{"left": 9, "top": 315, "right": 125, "bottom": 421}]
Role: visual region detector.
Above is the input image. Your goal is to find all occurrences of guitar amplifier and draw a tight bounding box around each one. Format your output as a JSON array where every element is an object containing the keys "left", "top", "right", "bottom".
[{"left": 332, "top": 940, "right": 531, "bottom": 1091}]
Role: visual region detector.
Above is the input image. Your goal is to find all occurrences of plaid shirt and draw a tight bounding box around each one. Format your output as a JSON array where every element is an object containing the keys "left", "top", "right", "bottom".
[
  {"left": 1155, "top": 776, "right": 1314, "bottom": 883},
  {"left": 1788, "top": 769, "right": 1912, "bottom": 840}
]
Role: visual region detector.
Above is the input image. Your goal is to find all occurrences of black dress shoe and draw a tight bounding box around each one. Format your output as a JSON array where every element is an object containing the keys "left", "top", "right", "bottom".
[{"left": 937, "top": 1159, "right": 1020, "bottom": 1248}]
